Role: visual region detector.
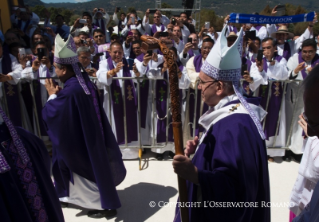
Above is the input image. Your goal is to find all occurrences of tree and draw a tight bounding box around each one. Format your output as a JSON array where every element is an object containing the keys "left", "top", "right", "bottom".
[{"left": 260, "top": 5, "right": 272, "bottom": 16}]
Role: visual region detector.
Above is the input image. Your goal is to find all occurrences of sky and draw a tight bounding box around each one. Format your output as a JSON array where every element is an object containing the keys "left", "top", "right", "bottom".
[{"left": 41, "top": 0, "right": 91, "bottom": 3}]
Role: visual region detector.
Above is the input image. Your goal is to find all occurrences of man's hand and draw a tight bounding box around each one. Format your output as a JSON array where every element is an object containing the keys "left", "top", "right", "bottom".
[
  {"left": 45, "top": 78, "right": 61, "bottom": 96},
  {"left": 45, "top": 27, "right": 55, "bottom": 37},
  {"left": 85, "top": 38, "right": 94, "bottom": 47},
  {"left": 256, "top": 60, "right": 264, "bottom": 72},
  {"left": 143, "top": 53, "right": 152, "bottom": 65},
  {"left": 32, "top": 58, "right": 41, "bottom": 72},
  {"left": 145, "top": 8, "right": 150, "bottom": 17},
  {"left": 125, "top": 35, "right": 133, "bottom": 45},
  {"left": 271, "top": 6, "right": 278, "bottom": 16},
  {"left": 183, "top": 42, "right": 193, "bottom": 54},
  {"left": 114, "top": 62, "right": 124, "bottom": 73},
  {"left": 73, "top": 18, "right": 80, "bottom": 28},
  {"left": 298, "top": 113, "right": 308, "bottom": 137},
  {"left": 133, "top": 63, "right": 140, "bottom": 77},
  {"left": 41, "top": 56, "right": 51, "bottom": 70},
  {"left": 242, "top": 71, "right": 253, "bottom": 83},
  {"left": 294, "top": 62, "right": 306, "bottom": 74},
  {"left": 0, "top": 74, "right": 13, "bottom": 82},
  {"left": 173, "top": 155, "right": 199, "bottom": 184},
  {"left": 185, "top": 136, "right": 199, "bottom": 157},
  {"left": 18, "top": 54, "right": 29, "bottom": 69},
  {"left": 224, "top": 15, "right": 230, "bottom": 23},
  {"left": 86, "top": 68, "right": 97, "bottom": 77}
]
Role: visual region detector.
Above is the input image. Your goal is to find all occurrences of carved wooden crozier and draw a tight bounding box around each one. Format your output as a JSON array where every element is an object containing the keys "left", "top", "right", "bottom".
[{"left": 141, "top": 35, "right": 189, "bottom": 222}]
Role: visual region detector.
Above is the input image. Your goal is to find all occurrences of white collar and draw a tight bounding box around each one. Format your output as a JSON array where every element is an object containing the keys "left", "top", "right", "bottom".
[{"left": 198, "top": 94, "right": 267, "bottom": 131}]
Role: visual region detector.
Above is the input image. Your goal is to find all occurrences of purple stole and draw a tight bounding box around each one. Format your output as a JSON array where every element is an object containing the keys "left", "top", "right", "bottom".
[
  {"left": 107, "top": 57, "right": 138, "bottom": 144},
  {"left": 282, "top": 42, "right": 291, "bottom": 61},
  {"left": 151, "top": 23, "right": 165, "bottom": 36},
  {"left": 2, "top": 54, "right": 22, "bottom": 127},
  {"left": 255, "top": 25, "right": 263, "bottom": 31},
  {"left": 298, "top": 52, "right": 319, "bottom": 79},
  {"left": 188, "top": 49, "right": 201, "bottom": 59},
  {"left": 259, "top": 55, "right": 283, "bottom": 139},
  {"left": 229, "top": 25, "right": 238, "bottom": 33},
  {"left": 156, "top": 62, "right": 184, "bottom": 143},
  {"left": 18, "top": 19, "right": 31, "bottom": 33},
  {"left": 136, "top": 53, "right": 150, "bottom": 128},
  {"left": 188, "top": 54, "right": 209, "bottom": 137},
  {"left": 242, "top": 57, "right": 254, "bottom": 97}
]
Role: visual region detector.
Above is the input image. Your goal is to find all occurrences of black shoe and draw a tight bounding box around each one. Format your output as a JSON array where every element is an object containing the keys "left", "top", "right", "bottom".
[
  {"left": 168, "top": 151, "right": 175, "bottom": 159},
  {"left": 282, "top": 156, "right": 292, "bottom": 162},
  {"left": 60, "top": 202, "right": 68, "bottom": 208},
  {"left": 87, "top": 209, "right": 117, "bottom": 218},
  {"left": 156, "top": 153, "right": 164, "bottom": 161}
]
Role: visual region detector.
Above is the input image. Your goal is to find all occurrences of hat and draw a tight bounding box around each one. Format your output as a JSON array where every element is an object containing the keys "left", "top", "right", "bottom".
[
  {"left": 271, "top": 25, "right": 294, "bottom": 39},
  {"left": 54, "top": 34, "right": 90, "bottom": 95},
  {"left": 201, "top": 25, "right": 266, "bottom": 140},
  {"left": 0, "top": 107, "right": 29, "bottom": 173},
  {"left": 227, "top": 31, "right": 237, "bottom": 39}
]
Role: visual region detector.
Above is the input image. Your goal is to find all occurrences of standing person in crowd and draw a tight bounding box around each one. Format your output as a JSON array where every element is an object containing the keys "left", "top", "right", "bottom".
[
  {"left": 92, "top": 8, "right": 111, "bottom": 42},
  {"left": 123, "top": 28, "right": 142, "bottom": 59},
  {"left": 286, "top": 39, "right": 319, "bottom": 159},
  {"left": 180, "top": 33, "right": 200, "bottom": 66},
  {"left": 185, "top": 38, "right": 214, "bottom": 139},
  {"left": 171, "top": 25, "right": 184, "bottom": 53},
  {"left": 249, "top": 37, "right": 289, "bottom": 159},
  {"left": 43, "top": 34, "right": 126, "bottom": 218},
  {"left": 144, "top": 10, "right": 167, "bottom": 36},
  {"left": 0, "top": 39, "right": 23, "bottom": 127},
  {"left": 0, "top": 106, "right": 64, "bottom": 222},
  {"left": 96, "top": 42, "right": 147, "bottom": 159},
  {"left": 44, "top": 10, "right": 70, "bottom": 40},
  {"left": 113, "top": 7, "right": 127, "bottom": 33},
  {"left": 92, "top": 28, "right": 109, "bottom": 62},
  {"left": 173, "top": 25, "right": 270, "bottom": 222},
  {"left": 289, "top": 65, "right": 319, "bottom": 222},
  {"left": 71, "top": 12, "right": 96, "bottom": 37}
]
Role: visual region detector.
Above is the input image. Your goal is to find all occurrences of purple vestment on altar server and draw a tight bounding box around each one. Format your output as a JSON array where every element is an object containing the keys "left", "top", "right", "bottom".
[
  {"left": 42, "top": 73, "right": 126, "bottom": 210},
  {"left": 0, "top": 124, "right": 64, "bottom": 222},
  {"left": 174, "top": 98, "right": 270, "bottom": 222}
]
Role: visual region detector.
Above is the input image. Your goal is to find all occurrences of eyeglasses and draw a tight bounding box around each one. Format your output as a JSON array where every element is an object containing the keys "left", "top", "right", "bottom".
[
  {"left": 198, "top": 78, "right": 219, "bottom": 86},
  {"left": 94, "top": 35, "right": 104, "bottom": 38},
  {"left": 303, "top": 112, "right": 319, "bottom": 131}
]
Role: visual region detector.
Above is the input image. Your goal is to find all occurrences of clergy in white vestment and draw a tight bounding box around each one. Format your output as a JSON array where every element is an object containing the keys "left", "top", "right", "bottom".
[
  {"left": 249, "top": 37, "right": 289, "bottom": 156},
  {"left": 96, "top": 42, "right": 147, "bottom": 159},
  {"left": 286, "top": 39, "right": 319, "bottom": 155},
  {"left": 179, "top": 33, "right": 201, "bottom": 66}
]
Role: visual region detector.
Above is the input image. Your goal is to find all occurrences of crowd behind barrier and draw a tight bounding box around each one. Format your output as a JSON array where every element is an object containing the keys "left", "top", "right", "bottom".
[{"left": 0, "top": 77, "right": 305, "bottom": 153}]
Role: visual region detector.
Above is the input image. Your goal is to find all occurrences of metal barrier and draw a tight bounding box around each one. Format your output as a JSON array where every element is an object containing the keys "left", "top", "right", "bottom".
[{"left": 0, "top": 77, "right": 306, "bottom": 168}]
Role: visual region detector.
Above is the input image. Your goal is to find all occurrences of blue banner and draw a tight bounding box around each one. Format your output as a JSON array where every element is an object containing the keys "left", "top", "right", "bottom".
[{"left": 229, "top": 12, "right": 315, "bottom": 24}]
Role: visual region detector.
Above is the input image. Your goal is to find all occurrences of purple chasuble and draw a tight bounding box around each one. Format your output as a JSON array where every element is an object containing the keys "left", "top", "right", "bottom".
[
  {"left": 1, "top": 53, "right": 22, "bottom": 127},
  {"left": 298, "top": 52, "right": 319, "bottom": 79},
  {"left": 282, "top": 42, "right": 291, "bottom": 61},
  {"left": 174, "top": 98, "right": 270, "bottom": 222},
  {"left": 42, "top": 74, "right": 126, "bottom": 210},
  {"left": 259, "top": 55, "right": 283, "bottom": 139},
  {"left": 188, "top": 54, "right": 208, "bottom": 137},
  {"left": 151, "top": 23, "right": 165, "bottom": 36},
  {"left": 107, "top": 57, "right": 138, "bottom": 144},
  {"left": 255, "top": 25, "right": 263, "bottom": 31}
]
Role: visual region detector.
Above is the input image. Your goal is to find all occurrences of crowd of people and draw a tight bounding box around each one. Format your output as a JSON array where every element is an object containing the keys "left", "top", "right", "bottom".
[{"left": 1, "top": 4, "right": 319, "bottom": 222}]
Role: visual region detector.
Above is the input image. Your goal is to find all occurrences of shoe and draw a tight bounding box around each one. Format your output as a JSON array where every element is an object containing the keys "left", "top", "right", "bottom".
[
  {"left": 168, "top": 151, "right": 175, "bottom": 159},
  {"left": 156, "top": 154, "right": 164, "bottom": 161},
  {"left": 60, "top": 202, "right": 68, "bottom": 208},
  {"left": 87, "top": 209, "right": 117, "bottom": 218},
  {"left": 282, "top": 156, "right": 291, "bottom": 162}
]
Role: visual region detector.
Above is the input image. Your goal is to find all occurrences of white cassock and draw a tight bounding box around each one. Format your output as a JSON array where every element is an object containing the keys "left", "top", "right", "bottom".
[
  {"left": 290, "top": 136, "right": 319, "bottom": 216},
  {"left": 96, "top": 58, "right": 147, "bottom": 159},
  {"left": 137, "top": 55, "right": 165, "bottom": 145},
  {"left": 22, "top": 62, "right": 56, "bottom": 140},
  {"left": 150, "top": 65, "right": 191, "bottom": 154},
  {"left": 0, "top": 54, "right": 32, "bottom": 132},
  {"left": 179, "top": 49, "right": 200, "bottom": 66},
  {"left": 142, "top": 15, "right": 168, "bottom": 36},
  {"left": 249, "top": 57, "right": 289, "bottom": 156},
  {"left": 250, "top": 26, "right": 268, "bottom": 41},
  {"left": 285, "top": 53, "right": 312, "bottom": 154}
]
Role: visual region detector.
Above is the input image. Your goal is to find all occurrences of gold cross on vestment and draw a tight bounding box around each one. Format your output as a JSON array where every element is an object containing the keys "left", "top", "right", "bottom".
[
  {"left": 114, "top": 90, "right": 120, "bottom": 104},
  {"left": 273, "top": 82, "right": 280, "bottom": 97},
  {"left": 5, "top": 82, "right": 15, "bottom": 96},
  {"left": 159, "top": 87, "right": 165, "bottom": 102},
  {"left": 127, "top": 85, "right": 134, "bottom": 100},
  {"left": 229, "top": 103, "right": 240, "bottom": 113}
]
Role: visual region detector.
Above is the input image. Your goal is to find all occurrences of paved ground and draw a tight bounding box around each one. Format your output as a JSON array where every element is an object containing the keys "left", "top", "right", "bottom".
[{"left": 62, "top": 153, "right": 300, "bottom": 222}]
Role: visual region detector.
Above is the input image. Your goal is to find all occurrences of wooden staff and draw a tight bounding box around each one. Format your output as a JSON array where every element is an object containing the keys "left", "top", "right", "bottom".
[{"left": 141, "top": 35, "right": 189, "bottom": 222}]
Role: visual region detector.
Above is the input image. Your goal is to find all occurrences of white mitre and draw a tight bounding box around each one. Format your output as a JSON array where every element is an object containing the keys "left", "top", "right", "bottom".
[
  {"left": 54, "top": 34, "right": 90, "bottom": 95},
  {"left": 201, "top": 25, "right": 266, "bottom": 140}
]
